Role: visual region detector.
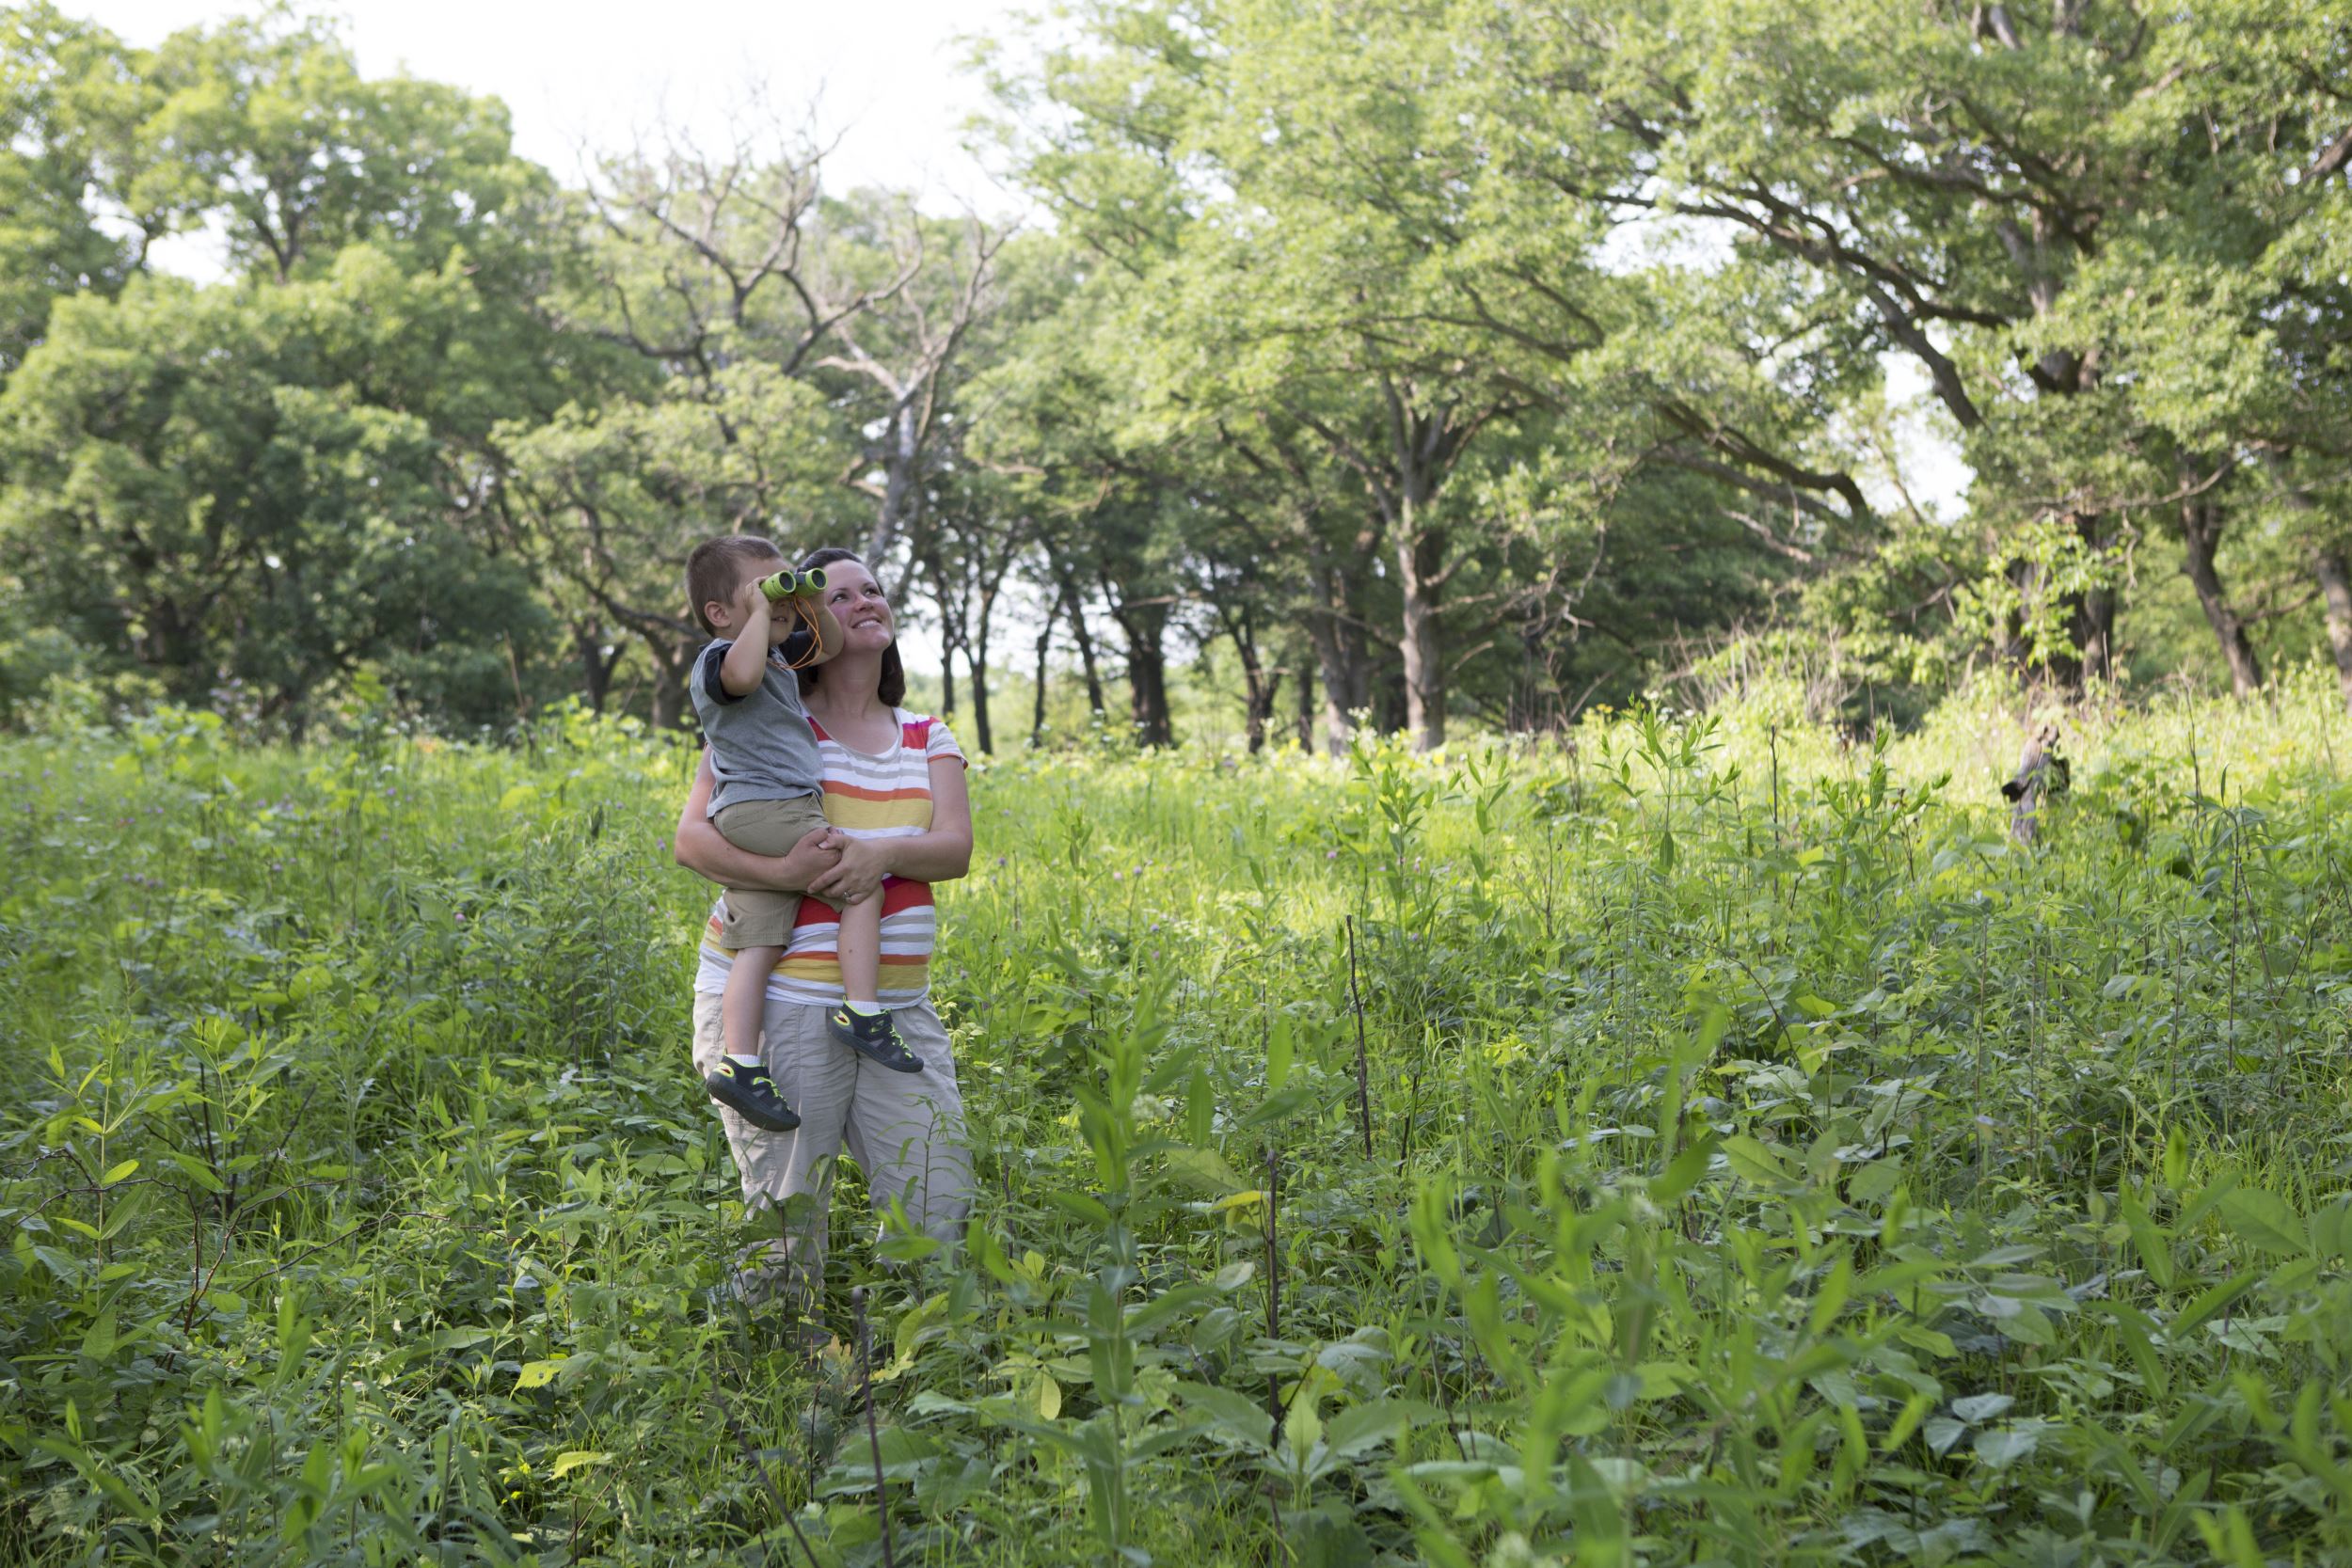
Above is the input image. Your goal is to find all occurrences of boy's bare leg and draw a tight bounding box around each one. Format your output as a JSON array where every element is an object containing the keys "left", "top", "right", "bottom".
[
  {"left": 834, "top": 895, "right": 883, "bottom": 1011},
  {"left": 707, "top": 945, "right": 801, "bottom": 1130},
  {"left": 826, "top": 895, "right": 927, "bottom": 1071},
  {"left": 722, "top": 945, "right": 782, "bottom": 1054}
]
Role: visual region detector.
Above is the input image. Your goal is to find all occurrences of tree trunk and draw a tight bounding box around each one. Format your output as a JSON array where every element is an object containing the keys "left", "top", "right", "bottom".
[
  {"left": 967, "top": 576, "right": 1000, "bottom": 757},
  {"left": 2005, "top": 513, "right": 2116, "bottom": 689},
  {"left": 940, "top": 641, "right": 956, "bottom": 719},
  {"left": 1056, "top": 573, "right": 1106, "bottom": 718},
  {"left": 1220, "top": 601, "right": 1279, "bottom": 753},
  {"left": 2178, "top": 495, "right": 2263, "bottom": 698},
  {"left": 967, "top": 645, "right": 992, "bottom": 756},
  {"left": 1379, "top": 661, "right": 1409, "bottom": 735},
  {"left": 1396, "top": 503, "right": 1447, "bottom": 751},
  {"left": 1294, "top": 648, "right": 1315, "bottom": 750},
  {"left": 1113, "top": 601, "right": 1172, "bottom": 746},
  {"left": 648, "top": 633, "right": 699, "bottom": 733},
  {"left": 1304, "top": 541, "right": 1371, "bottom": 755},
  {"left": 865, "top": 402, "right": 925, "bottom": 569},
  {"left": 2052, "top": 513, "right": 2116, "bottom": 689},
  {"left": 2313, "top": 548, "right": 2352, "bottom": 715},
  {"left": 576, "top": 622, "right": 623, "bottom": 712},
  {"left": 1239, "top": 651, "right": 1278, "bottom": 753},
  {"left": 1030, "top": 598, "right": 1057, "bottom": 747},
  {"left": 2073, "top": 583, "right": 2117, "bottom": 688}
]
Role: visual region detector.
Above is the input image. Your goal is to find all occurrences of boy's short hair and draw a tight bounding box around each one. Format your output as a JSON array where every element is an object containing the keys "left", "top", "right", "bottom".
[{"left": 686, "top": 535, "right": 787, "bottom": 636}]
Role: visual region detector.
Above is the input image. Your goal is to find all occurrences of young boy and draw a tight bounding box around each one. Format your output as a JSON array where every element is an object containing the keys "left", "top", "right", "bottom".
[{"left": 686, "top": 536, "right": 927, "bottom": 1134}]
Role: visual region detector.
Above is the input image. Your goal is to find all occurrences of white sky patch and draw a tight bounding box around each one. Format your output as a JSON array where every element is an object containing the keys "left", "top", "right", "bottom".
[
  {"left": 1876, "top": 352, "right": 1974, "bottom": 522},
  {"left": 96, "top": 0, "right": 1032, "bottom": 276},
  {"left": 94, "top": 0, "right": 1025, "bottom": 671}
]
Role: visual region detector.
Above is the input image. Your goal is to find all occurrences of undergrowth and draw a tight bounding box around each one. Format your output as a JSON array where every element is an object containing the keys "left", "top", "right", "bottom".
[{"left": 6, "top": 673, "right": 2352, "bottom": 1565}]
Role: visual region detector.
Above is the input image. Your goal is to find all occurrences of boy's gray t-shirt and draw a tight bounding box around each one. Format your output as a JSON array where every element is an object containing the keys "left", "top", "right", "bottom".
[{"left": 691, "top": 638, "right": 825, "bottom": 816}]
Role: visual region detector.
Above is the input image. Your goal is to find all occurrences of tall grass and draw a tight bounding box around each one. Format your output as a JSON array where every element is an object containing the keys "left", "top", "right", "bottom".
[{"left": 5, "top": 672, "right": 2352, "bottom": 1565}]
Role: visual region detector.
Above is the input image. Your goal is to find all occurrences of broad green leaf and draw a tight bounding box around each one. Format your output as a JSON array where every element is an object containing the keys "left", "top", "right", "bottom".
[
  {"left": 2219, "top": 1187, "right": 2308, "bottom": 1257},
  {"left": 1164, "top": 1145, "right": 1246, "bottom": 1195},
  {"left": 1721, "top": 1135, "right": 1792, "bottom": 1186},
  {"left": 1974, "top": 1423, "right": 2043, "bottom": 1468},
  {"left": 1320, "top": 1400, "right": 1410, "bottom": 1466}
]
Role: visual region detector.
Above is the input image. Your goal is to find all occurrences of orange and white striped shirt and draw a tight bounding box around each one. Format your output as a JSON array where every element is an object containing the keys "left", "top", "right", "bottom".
[{"left": 696, "top": 710, "right": 965, "bottom": 1008}]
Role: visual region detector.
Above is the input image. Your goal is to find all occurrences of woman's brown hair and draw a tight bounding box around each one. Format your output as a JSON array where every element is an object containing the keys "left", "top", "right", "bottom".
[{"left": 795, "top": 547, "right": 906, "bottom": 707}]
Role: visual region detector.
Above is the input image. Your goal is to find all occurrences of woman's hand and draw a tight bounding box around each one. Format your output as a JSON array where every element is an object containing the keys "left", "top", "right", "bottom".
[
  {"left": 808, "top": 834, "right": 892, "bottom": 906},
  {"left": 775, "top": 827, "right": 847, "bottom": 889},
  {"left": 675, "top": 752, "right": 842, "bottom": 892}
]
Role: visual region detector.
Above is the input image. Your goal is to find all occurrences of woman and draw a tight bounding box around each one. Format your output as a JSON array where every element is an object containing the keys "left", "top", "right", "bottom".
[{"left": 673, "top": 547, "right": 975, "bottom": 1317}]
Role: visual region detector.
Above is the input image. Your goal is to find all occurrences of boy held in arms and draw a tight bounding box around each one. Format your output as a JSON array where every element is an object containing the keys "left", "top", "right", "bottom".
[{"left": 687, "top": 537, "right": 928, "bottom": 1135}]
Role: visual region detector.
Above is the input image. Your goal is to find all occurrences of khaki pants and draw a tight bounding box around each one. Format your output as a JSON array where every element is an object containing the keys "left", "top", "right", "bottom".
[
  {"left": 711, "top": 794, "right": 829, "bottom": 948},
  {"left": 691, "top": 990, "right": 973, "bottom": 1311}
]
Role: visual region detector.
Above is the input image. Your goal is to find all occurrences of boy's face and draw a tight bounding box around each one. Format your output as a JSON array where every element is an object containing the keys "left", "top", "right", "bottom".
[{"left": 703, "top": 557, "right": 791, "bottom": 642}]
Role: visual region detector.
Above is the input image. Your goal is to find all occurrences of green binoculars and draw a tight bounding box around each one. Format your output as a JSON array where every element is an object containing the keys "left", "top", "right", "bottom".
[{"left": 756, "top": 566, "right": 829, "bottom": 602}]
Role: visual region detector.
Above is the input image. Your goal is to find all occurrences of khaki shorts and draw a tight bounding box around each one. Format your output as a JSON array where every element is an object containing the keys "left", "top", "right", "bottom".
[{"left": 712, "top": 793, "right": 830, "bottom": 948}]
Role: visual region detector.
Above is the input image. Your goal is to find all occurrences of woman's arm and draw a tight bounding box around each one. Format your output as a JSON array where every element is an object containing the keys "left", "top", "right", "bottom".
[
  {"left": 674, "top": 751, "right": 843, "bottom": 893},
  {"left": 806, "top": 755, "right": 974, "bottom": 903}
]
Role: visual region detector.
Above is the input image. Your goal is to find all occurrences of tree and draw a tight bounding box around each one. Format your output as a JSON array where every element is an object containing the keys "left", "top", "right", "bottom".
[
  {"left": 502, "top": 123, "right": 911, "bottom": 724},
  {"left": 0, "top": 5, "right": 151, "bottom": 378},
  {"left": 0, "top": 261, "right": 544, "bottom": 726}
]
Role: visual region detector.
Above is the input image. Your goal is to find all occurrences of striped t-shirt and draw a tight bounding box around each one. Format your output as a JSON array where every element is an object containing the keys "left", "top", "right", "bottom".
[{"left": 695, "top": 710, "right": 965, "bottom": 1008}]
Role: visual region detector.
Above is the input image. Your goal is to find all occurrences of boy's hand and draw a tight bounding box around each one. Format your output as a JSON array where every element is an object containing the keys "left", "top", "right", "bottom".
[
  {"left": 735, "top": 577, "right": 774, "bottom": 628},
  {"left": 775, "top": 826, "right": 842, "bottom": 889}
]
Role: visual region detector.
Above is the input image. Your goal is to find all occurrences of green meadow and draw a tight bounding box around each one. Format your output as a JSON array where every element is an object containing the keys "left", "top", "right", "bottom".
[{"left": 7, "top": 677, "right": 2352, "bottom": 1565}]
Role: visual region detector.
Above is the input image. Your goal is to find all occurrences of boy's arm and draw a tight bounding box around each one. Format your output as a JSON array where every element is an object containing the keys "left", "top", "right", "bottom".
[{"left": 717, "top": 581, "right": 774, "bottom": 697}]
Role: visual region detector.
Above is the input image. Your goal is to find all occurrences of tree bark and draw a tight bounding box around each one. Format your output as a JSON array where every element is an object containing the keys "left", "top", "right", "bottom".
[
  {"left": 2178, "top": 495, "right": 2264, "bottom": 698},
  {"left": 1396, "top": 501, "right": 1447, "bottom": 751},
  {"left": 1304, "top": 539, "right": 1371, "bottom": 754},
  {"left": 648, "top": 633, "right": 699, "bottom": 733},
  {"left": 1054, "top": 569, "right": 1106, "bottom": 718},
  {"left": 1216, "top": 597, "right": 1280, "bottom": 753},
  {"left": 1294, "top": 648, "right": 1315, "bottom": 751},
  {"left": 2072, "top": 582, "right": 2117, "bottom": 688},
  {"left": 967, "top": 644, "right": 992, "bottom": 757},
  {"left": 576, "top": 622, "right": 624, "bottom": 712},
  {"left": 968, "top": 576, "right": 998, "bottom": 758},
  {"left": 1111, "top": 599, "right": 1172, "bottom": 746},
  {"left": 1030, "top": 597, "right": 1057, "bottom": 747},
  {"left": 1237, "top": 641, "right": 1279, "bottom": 753},
  {"left": 2312, "top": 548, "right": 2352, "bottom": 714},
  {"left": 865, "top": 400, "right": 925, "bottom": 568}
]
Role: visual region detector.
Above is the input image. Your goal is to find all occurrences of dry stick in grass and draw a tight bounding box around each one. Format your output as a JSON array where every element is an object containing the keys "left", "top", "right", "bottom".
[
  {"left": 707, "top": 1387, "right": 823, "bottom": 1568},
  {"left": 1263, "top": 1145, "right": 1282, "bottom": 1432},
  {"left": 1263, "top": 1146, "right": 1296, "bottom": 1547},
  {"left": 851, "top": 1286, "right": 897, "bottom": 1568},
  {"left": 1344, "top": 915, "right": 1375, "bottom": 1160}
]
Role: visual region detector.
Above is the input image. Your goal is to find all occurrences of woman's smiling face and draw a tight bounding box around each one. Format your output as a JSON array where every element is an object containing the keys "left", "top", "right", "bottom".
[{"left": 824, "top": 559, "right": 894, "bottom": 651}]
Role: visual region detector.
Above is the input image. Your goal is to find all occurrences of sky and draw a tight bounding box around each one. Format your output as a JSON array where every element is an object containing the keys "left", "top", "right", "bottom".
[
  {"left": 90, "top": 0, "right": 1033, "bottom": 220},
  {"left": 89, "top": 1, "right": 1033, "bottom": 671}
]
